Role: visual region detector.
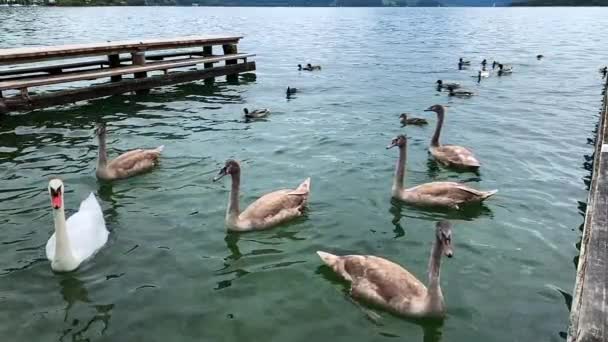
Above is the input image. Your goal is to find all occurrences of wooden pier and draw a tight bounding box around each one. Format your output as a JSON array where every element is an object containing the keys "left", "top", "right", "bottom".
[
  {"left": 568, "top": 78, "right": 608, "bottom": 342},
  {"left": 0, "top": 36, "right": 256, "bottom": 114}
]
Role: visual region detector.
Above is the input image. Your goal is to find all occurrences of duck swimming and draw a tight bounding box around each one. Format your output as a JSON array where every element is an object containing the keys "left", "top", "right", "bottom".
[
  {"left": 448, "top": 87, "right": 475, "bottom": 97},
  {"left": 424, "top": 105, "right": 481, "bottom": 170},
  {"left": 387, "top": 135, "right": 495, "bottom": 208},
  {"left": 317, "top": 220, "right": 456, "bottom": 319},
  {"left": 243, "top": 108, "right": 270, "bottom": 119},
  {"left": 400, "top": 113, "right": 428, "bottom": 126},
  {"left": 459, "top": 57, "right": 471, "bottom": 65},
  {"left": 537, "top": 54, "right": 544, "bottom": 60},
  {"left": 307, "top": 63, "right": 321, "bottom": 71},
  {"left": 497, "top": 63, "right": 513, "bottom": 76},
  {"left": 286, "top": 87, "right": 298, "bottom": 96},
  {"left": 436, "top": 80, "right": 461, "bottom": 90},
  {"left": 213, "top": 159, "right": 311, "bottom": 231}
]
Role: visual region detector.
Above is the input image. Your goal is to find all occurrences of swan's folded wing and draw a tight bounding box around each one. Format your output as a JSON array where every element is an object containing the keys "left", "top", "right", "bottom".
[
  {"left": 342, "top": 255, "right": 426, "bottom": 302},
  {"left": 412, "top": 182, "right": 484, "bottom": 202},
  {"left": 240, "top": 189, "right": 307, "bottom": 223},
  {"left": 110, "top": 149, "right": 144, "bottom": 165},
  {"left": 107, "top": 149, "right": 161, "bottom": 176},
  {"left": 66, "top": 194, "right": 108, "bottom": 261},
  {"left": 436, "top": 145, "right": 480, "bottom": 167}
]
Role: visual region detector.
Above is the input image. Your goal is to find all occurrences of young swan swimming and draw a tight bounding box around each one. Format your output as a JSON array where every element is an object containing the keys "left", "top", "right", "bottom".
[
  {"left": 317, "top": 220, "right": 455, "bottom": 319},
  {"left": 213, "top": 159, "right": 311, "bottom": 231},
  {"left": 424, "top": 105, "right": 480, "bottom": 170},
  {"left": 95, "top": 123, "right": 164, "bottom": 181},
  {"left": 387, "top": 135, "right": 496, "bottom": 209}
]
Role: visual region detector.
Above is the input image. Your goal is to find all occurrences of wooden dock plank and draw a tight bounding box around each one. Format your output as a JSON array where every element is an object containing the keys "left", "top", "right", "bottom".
[
  {"left": 568, "top": 82, "right": 608, "bottom": 342},
  {"left": 0, "top": 35, "right": 242, "bottom": 65},
  {"left": 0, "top": 61, "right": 256, "bottom": 112},
  {"left": 0, "top": 53, "right": 254, "bottom": 90}
]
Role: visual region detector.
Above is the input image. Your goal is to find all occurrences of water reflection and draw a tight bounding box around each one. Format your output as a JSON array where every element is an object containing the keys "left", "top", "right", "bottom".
[{"left": 57, "top": 275, "right": 113, "bottom": 342}]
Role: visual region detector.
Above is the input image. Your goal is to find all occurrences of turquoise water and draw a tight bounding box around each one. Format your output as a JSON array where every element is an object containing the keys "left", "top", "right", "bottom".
[{"left": 1, "top": 6, "right": 606, "bottom": 342}]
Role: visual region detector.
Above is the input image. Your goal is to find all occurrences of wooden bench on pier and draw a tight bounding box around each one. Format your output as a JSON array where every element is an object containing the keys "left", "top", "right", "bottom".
[{"left": 0, "top": 36, "right": 256, "bottom": 114}]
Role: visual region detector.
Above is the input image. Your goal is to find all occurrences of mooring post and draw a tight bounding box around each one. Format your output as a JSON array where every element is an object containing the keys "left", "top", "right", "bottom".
[
  {"left": 107, "top": 54, "right": 122, "bottom": 82},
  {"left": 132, "top": 51, "right": 149, "bottom": 95},
  {"left": 222, "top": 44, "right": 238, "bottom": 82}
]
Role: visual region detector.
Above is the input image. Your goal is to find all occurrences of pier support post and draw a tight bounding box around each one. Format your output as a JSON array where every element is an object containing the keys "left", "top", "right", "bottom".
[
  {"left": 108, "top": 54, "right": 122, "bottom": 82},
  {"left": 131, "top": 52, "right": 149, "bottom": 95},
  {"left": 222, "top": 44, "right": 239, "bottom": 82},
  {"left": 203, "top": 45, "right": 214, "bottom": 85}
]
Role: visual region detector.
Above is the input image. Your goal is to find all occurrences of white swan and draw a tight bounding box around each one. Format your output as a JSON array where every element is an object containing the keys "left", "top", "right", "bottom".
[{"left": 45, "top": 179, "right": 109, "bottom": 272}]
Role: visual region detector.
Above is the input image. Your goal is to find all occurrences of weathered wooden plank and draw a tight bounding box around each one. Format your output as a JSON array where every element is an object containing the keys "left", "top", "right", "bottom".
[
  {"left": 0, "top": 53, "right": 255, "bottom": 90},
  {"left": 0, "top": 61, "right": 255, "bottom": 113},
  {"left": 568, "top": 81, "right": 608, "bottom": 342},
  {"left": 0, "top": 36, "right": 243, "bottom": 65},
  {"left": 0, "top": 52, "right": 223, "bottom": 79}
]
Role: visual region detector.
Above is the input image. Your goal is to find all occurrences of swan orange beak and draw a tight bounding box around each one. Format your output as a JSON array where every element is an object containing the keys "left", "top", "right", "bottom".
[{"left": 51, "top": 195, "right": 62, "bottom": 210}]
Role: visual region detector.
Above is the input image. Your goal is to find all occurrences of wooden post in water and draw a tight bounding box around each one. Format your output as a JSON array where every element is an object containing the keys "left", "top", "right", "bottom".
[
  {"left": 107, "top": 54, "right": 122, "bottom": 82},
  {"left": 131, "top": 51, "right": 149, "bottom": 95},
  {"left": 222, "top": 44, "right": 238, "bottom": 82},
  {"left": 203, "top": 45, "right": 214, "bottom": 85}
]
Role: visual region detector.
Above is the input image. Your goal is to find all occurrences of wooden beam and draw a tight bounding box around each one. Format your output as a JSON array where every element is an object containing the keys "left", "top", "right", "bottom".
[
  {"left": 0, "top": 35, "right": 243, "bottom": 65},
  {"left": 0, "top": 53, "right": 255, "bottom": 91},
  {"left": 108, "top": 54, "right": 122, "bottom": 82},
  {"left": 1, "top": 62, "right": 256, "bottom": 113},
  {"left": 568, "top": 81, "right": 608, "bottom": 342}
]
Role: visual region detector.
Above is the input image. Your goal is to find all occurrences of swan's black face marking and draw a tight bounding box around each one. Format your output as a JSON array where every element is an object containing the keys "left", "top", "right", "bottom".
[
  {"left": 49, "top": 184, "right": 63, "bottom": 209},
  {"left": 386, "top": 135, "right": 406, "bottom": 149},
  {"left": 436, "top": 221, "right": 454, "bottom": 258},
  {"left": 213, "top": 160, "right": 240, "bottom": 182},
  {"left": 94, "top": 123, "right": 106, "bottom": 136}
]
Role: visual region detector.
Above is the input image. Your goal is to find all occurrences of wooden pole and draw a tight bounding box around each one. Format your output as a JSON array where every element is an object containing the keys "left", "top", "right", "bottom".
[
  {"left": 108, "top": 54, "right": 122, "bottom": 82},
  {"left": 131, "top": 52, "right": 149, "bottom": 95},
  {"left": 203, "top": 45, "right": 214, "bottom": 85},
  {"left": 222, "top": 44, "right": 238, "bottom": 82}
]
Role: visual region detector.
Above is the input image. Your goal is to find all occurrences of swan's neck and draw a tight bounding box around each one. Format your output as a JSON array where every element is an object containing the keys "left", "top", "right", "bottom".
[
  {"left": 226, "top": 172, "right": 241, "bottom": 227},
  {"left": 52, "top": 206, "right": 78, "bottom": 270},
  {"left": 431, "top": 111, "right": 444, "bottom": 147},
  {"left": 392, "top": 145, "right": 406, "bottom": 195},
  {"left": 97, "top": 133, "right": 108, "bottom": 169},
  {"left": 426, "top": 237, "right": 444, "bottom": 313}
]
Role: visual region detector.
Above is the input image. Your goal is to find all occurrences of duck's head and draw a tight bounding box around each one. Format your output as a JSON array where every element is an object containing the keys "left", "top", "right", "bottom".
[
  {"left": 307, "top": 63, "right": 312, "bottom": 68},
  {"left": 298, "top": 64, "right": 302, "bottom": 70},
  {"left": 213, "top": 159, "right": 241, "bottom": 181},
  {"left": 424, "top": 104, "right": 446, "bottom": 114},
  {"left": 436, "top": 80, "right": 442, "bottom": 85},
  {"left": 243, "top": 108, "right": 249, "bottom": 114},
  {"left": 436, "top": 220, "right": 454, "bottom": 258},
  {"left": 48, "top": 178, "right": 64, "bottom": 210},
  {"left": 399, "top": 113, "right": 407, "bottom": 120},
  {"left": 386, "top": 134, "right": 407, "bottom": 150},
  {"left": 94, "top": 122, "right": 106, "bottom": 137},
  {"left": 459, "top": 58, "right": 463, "bottom": 62},
  {"left": 498, "top": 64, "right": 504, "bottom": 69}
]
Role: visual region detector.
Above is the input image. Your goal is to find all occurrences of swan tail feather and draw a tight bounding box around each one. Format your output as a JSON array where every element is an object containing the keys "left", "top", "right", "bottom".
[
  {"left": 317, "top": 251, "right": 339, "bottom": 267},
  {"left": 481, "top": 189, "right": 498, "bottom": 200},
  {"left": 289, "top": 177, "right": 311, "bottom": 196}
]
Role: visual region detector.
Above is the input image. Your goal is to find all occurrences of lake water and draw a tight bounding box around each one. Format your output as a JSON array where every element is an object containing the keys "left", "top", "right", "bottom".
[{"left": 1, "top": 6, "right": 606, "bottom": 342}]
